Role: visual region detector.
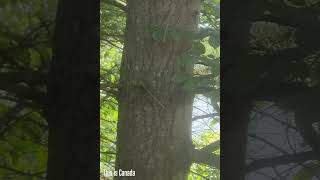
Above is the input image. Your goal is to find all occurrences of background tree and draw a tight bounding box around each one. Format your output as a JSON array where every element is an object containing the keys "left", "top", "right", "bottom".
[{"left": 47, "top": 0, "right": 99, "bottom": 179}]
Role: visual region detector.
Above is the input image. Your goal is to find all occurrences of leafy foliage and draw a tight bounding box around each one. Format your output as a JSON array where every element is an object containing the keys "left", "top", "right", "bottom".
[
  {"left": 0, "top": 0, "right": 55, "bottom": 178},
  {"left": 100, "top": 2, "right": 124, "bottom": 178}
]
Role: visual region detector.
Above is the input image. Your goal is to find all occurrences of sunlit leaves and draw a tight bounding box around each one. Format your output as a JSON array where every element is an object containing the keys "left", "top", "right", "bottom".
[
  {"left": 100, "top": 2, "right": 126, "bottom": 47},
  {"left": 100, "top": 97, "right": 118, "bottom": 174},
  {"left": 100, "top": 9, "right": 123, "bottom": 174},
  {"left": 189, "top": 131, "right": 220, "bottom": 179},
  {"left": 189, "top": 163, "right": 220, "bottom": 180}
]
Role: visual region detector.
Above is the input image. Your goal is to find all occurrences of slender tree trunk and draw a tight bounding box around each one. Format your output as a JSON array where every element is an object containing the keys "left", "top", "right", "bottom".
[
  {"left": 222, "top": 95, "right": 251, "bottom": 180},
  {"left": 221, "top": 1, "right": 251, "bottom": 179},
  {"left": 47, "top": 1, "right": 99, "bottom": 179},
  {"left": 115, "top": 0, "right": 201, "bottom": 179}
]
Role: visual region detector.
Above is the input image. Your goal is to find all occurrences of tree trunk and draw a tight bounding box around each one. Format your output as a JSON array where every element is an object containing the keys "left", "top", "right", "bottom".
[
  {"left": 221, "top": 1, "right": 251, "bottom": 180},
  {"left": 47, "top": 0, "right": 99, "bottom": 179},
  {"left": 222, "top": 95, "right": 251, "bottom": 180},
  {"left": 115, "top": 0, "right": 201, "bottom": 179}
]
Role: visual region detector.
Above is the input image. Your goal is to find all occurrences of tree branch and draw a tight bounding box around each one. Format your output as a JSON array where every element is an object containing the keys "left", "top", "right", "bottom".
[
  {"left": 246, "top": 151, "right": 317, "bottom": 172},
  {"left": 201, "top": 140, "right": 220, "bottom": 152},
  {"left": 191, "top": 148, "right": 220, "bottom": 169},
  {"left": 103, "top": 0, "right": 127, "bottom": 12},
  {"left": 192, "top": 113, "right": 218, "bottom": 121},
  {"left": 190, "top": 170, "right": 211, "bottom": 180}
]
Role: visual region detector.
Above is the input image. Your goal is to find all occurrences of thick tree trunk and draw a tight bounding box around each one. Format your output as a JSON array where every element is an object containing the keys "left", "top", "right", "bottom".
[
  {"left": 115, "top": 0, "right": 201, "bottom": 179},
  {"left": 47, "top": 1, "right": 99, "bottom": 179}
]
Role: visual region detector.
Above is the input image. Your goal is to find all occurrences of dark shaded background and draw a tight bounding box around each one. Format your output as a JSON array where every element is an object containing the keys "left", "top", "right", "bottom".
[{"left": 221, "top": 0, "right": 320, "bottom": 179}]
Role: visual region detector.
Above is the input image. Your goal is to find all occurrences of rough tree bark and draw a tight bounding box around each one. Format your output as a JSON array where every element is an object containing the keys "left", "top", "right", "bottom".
[
  {"left": 47, "top": 0, "right": 99, "bottom": 179},
  {"left": 115, "top": 0, "right": 201, "bottom": 179}
]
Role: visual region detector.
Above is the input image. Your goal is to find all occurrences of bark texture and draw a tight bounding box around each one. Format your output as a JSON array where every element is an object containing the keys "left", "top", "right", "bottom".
[
  {"left": 47, "top": 1, "right": 99, "bottom": 179},
  {"left": 115, "top": 0, "right": 201, "bottom": 179}
]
